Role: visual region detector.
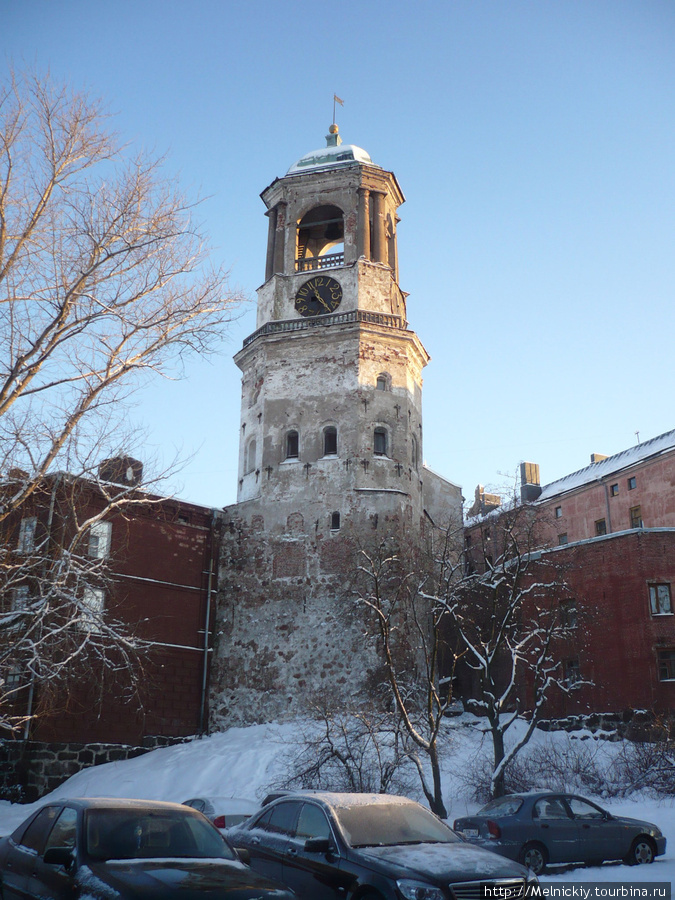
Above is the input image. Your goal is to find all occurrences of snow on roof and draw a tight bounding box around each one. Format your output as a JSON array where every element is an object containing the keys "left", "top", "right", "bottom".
[
  {"left": 286, "top": 143, "right": 376, "bottom": 175},
  {"left": 538, "top": 428, "right": 675, "bottom": 502}
]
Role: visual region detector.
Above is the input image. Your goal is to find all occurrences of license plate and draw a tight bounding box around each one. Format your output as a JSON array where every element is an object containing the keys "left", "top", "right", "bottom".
[{"left": 463, "top": 828, "right": 479, "bottom": 837}]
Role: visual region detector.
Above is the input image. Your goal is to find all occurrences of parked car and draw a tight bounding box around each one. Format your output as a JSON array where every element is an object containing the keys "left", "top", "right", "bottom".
[
  {"left": 453, "top": 791, "right": 666, "bottom": 875},
  {"left": 228, "top": 790, "right": 536, "bottom": 900},
  {"left": 182, "top": 796, "right": 258, "bottom": 831},
  {"left": 0, "top": 797, "right": 297, "bottom": 899}
]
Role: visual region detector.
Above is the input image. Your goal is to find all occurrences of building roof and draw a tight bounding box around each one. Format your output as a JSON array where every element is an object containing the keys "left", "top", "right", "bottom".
[{"left": 538, "top": 428, "right": 675, "bottom": 501}]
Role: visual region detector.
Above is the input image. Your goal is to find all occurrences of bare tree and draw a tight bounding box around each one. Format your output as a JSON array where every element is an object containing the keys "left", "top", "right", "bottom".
[
  {"left": 281, "top": 695, "right": 415, "bottom": 796},
  {"left": 0, "top": 69, "right": 240, "bottom": 733},
  {"left": 354, "top": 537, "right": 463, "bottom": 818},
  {"left": 438, "top": 501, "right": 580, "bottom": 798}
]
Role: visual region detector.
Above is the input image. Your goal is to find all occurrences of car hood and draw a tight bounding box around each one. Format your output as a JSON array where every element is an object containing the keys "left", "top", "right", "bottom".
[
  {"left": 79, "top": 858, "right": 294, "bottom": 899},
  {"left": 355, "top": 842, "right": 529, "bottom": 882},
  {"left": 612, "top": 816, "right": 660, "bottom": 832}
]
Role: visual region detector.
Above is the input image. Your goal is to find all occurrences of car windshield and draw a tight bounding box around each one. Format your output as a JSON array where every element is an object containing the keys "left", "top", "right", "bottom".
[
  {"left": 334, "top": 802, "right": 460, "bottom": 848},
  {"left": 479, "top": 796, "right": 523, "bottom": 816},
  {"left": 85, "top": 808, "right": 235, "bottom": 862}
]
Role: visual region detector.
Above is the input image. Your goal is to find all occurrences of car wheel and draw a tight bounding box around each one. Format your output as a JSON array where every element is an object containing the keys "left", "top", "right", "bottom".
[
  {"left": 519, "top": 842, "right": 548, "bottom": 875},
  {"left": 625, "top": 837, "right": 655, "bottom": 866}
]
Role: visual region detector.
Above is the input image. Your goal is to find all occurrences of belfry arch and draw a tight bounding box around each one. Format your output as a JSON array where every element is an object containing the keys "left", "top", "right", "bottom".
[{"left": 296, "top": 205, "right": 344, "bottom": 273}]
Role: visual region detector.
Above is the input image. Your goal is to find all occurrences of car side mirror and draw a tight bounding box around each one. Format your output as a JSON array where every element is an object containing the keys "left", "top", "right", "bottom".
[
  {"left": 235, "top": 847, "right": 251, "bottom": 864},
  {"left": 304, "top": 837, "right": 331, "bottom": 854},
  {"left": 43, "top": 847, "right": 74, "bottom": 870}
]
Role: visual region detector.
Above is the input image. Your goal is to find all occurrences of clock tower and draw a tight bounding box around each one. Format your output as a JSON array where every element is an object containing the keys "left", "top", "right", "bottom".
[
  {"left": 234, "top": 125, "right": 429, "bottom": 534},
  {"left": 211, "top": 127, "right": 462, "bottom": 727}
]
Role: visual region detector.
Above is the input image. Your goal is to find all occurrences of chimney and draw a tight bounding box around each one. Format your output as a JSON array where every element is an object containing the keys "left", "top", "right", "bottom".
[
  {"left": 590, "top": 453, "right": 608, "bottom": 464},
  {"left": 520, "top": 461, "right": 542, "bottom": 503},
  {"left": 98, "top": 456, "right": 143, "bottom": 487},
  {"left": 467, "top": 484, "right": 502, "bottom": 518}
]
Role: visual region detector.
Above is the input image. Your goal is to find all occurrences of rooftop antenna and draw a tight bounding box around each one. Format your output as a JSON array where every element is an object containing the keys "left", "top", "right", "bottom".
[{"left": 635, "top": 430, "right": 641, "bottom": 444}]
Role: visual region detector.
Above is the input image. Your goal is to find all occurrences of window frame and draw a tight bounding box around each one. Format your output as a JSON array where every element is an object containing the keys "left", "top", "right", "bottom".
[
  {"left": 330, "top": 511, "right": 340, "bottom": 531},
  {"left": 658, "top": 648, "right": 675, "bottom": 682},
  {"left": 558, "top": 533, "right": 568, "bottom": 546},
  {"left": 563, "top": 658, "right": 581, "bottom": 688},
  {"left": 80, "top": 587, "right": 105, "bottom": 633},
  {"left": 285, "top": 430, "right": 299, "bottom": 460},
  {"left": 610, "top": 483, "right": 619, "bottom": 497},
  {"left": 594, "top": 518, "right": 607, "bottom": 536},
  {"left": 628, "top": 476, "right": 637, "bottom": 491},
  {"left": 245, "top": 438, "right": 257, "bottom": 474},
  {"left": 649, "top": 583, "right": 672, "bottom": 616},
  {"left": 629, "top": 505, "right": 643, "bottom": 529},
  {"left": 554, "top": 506, "right": 562, "bottom": 519},
  {"left": 88, "top": 521, "right": 112, "bottom": 559},
  {"left": 322, "top": 426, "right": 337, "bottom": 457},
  {"left": 373, "top": 427, "right": 388, "bottom": 457},
  {"left": 17, "top": 516, "right": 37, "bottom": 553}
]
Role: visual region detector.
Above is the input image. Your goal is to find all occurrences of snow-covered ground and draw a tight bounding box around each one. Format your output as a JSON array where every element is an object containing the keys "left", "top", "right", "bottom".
[{"left": 1, "top": 717, "right": 673, "bottom": 887}]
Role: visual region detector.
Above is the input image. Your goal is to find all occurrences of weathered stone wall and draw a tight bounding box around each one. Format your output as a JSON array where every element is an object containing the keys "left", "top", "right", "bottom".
[{"left": 211, "top": 512, "right": 392, "bottom": 728}]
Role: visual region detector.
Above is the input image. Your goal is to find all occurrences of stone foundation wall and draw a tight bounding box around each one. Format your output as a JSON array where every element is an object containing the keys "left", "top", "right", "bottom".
[{"left": 0, "top": 735, "right": 192, "bottom": 803}]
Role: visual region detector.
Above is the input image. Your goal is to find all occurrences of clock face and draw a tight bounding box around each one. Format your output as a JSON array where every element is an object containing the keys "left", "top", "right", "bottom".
[{"left": 295, "top": 276, "right": 343, "bottom": 318}]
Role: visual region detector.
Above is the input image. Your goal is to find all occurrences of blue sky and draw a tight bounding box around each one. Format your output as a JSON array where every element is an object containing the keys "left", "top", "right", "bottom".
[{"left": 4, "top": 1, "right": 675, "bottom": 507}]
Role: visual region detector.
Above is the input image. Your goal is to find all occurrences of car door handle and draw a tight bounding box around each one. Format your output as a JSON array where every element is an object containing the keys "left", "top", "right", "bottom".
[
  {"left": 251, "top": 837, "right": 260, "bottom": 845},
  {"left": 286, "top": 848, "right": 297, "bottom": 858}
]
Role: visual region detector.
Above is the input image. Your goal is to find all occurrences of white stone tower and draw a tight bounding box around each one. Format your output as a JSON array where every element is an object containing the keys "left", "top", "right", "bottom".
[
  {"left": 211, "top": 129, "right": 461, "bottom": 727},
  {"left": 233, "top": 126, "right": 430, "bottom": 534}
]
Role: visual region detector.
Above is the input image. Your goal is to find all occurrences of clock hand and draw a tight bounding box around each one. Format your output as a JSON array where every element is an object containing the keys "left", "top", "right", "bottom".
[{"left": 315, "top": 293, "right": 331, "bottom": 311}]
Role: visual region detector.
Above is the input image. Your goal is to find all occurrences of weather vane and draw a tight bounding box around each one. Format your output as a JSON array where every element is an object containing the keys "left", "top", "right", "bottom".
[{"left": 333, "top": 93, "right": 344, "bottom": 126}]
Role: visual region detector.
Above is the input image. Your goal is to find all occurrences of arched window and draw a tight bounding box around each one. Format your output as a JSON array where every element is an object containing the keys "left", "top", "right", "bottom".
[
  {"left": 376, "top": 373, "right": 389, "bottom": 391},
  {"left": 331, "top": 511, "right": 341, "bottom": 531},
  {"left": 374, "top": 427, "right": 388, "bottom": 457},
  {"left": 411, "top": 434, "right": 419, "bottom": 470},
  {"left": 286, "top": 430, "right": 299, "bottom": 459},
  {"left": 296, "top": 205, "right": 344, "bottom": 272},
  {"left": 246, "top": 439, "right": 256, "bottom": 474},
  {"left": 323, "top": 426, "right": 337, "bottom": 456}
]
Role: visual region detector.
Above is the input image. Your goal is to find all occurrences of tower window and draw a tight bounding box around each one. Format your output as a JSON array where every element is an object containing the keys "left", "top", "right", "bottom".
[
  {"left": 376, "top": 374, "right": 389, "bottom": 391},
  {"left": 17, "top": 516, "right": 37, "bottom": 553},
  {"left": 323, "top": 426, "right": 337, "bottom": 456},
  {"left": 411, "top": 434, "right": 418, "bottom": 470},
  {"left": 331, "top": 511, "right": 341, "bottom": 531},
  {"left": 374, "top": 428, "right": 388, "bottom": 456},
  {"left": 286, "top": 430, "right": 299, "bottom": 459},
  {"left": 246, "top": 438, "right": 256, "bottom": 474}
]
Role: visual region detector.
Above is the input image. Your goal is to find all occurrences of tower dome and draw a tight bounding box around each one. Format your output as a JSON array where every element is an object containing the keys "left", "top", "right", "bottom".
[{"left": 286, "top": 125, "right": 378, "bottom": 175}]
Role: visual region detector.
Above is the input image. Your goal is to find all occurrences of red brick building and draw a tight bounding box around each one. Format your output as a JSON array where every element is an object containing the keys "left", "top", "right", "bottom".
[
  {"left": 2, "top": 461, "right": 220, "bottom": 747},
  {"left": 463, "top": 429, "right": 675, "bottom": 719}
]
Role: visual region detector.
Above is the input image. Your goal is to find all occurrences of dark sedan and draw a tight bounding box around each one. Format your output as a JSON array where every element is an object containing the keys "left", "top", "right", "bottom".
[
  {"left": 0, "top": 797, "right": 297, "bottom": 899},
  {"left": 228, "top": 790, "right": 536, "bottom": 900},
  {"left": 454, "top": 792, "right": 666, "bottom": 875}
]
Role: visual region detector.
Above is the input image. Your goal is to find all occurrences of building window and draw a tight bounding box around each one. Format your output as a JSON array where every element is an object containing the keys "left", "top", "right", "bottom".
[
  {"left": 658, "top": 649, "right": 675, "bottom": 682},
  {"left": 595, "top": 518, "right": 607, "bottom": 536},
  {"left": 560, "top": 600, "right": 578, "bottom": 628},
  {"left": 286, "top": 430, "right": 299, "bottom": 459},
  {"left": 411, "top": 434, "right": 418, "bottom": 470},
  {"left": 88, "top": 521, "right": 112, "bottom": 559},
  {"left": 649, "top": 584, "right": 672, "bottom": 616},
  {"left": 629, "top": 505, "right": 643, "bottom": 529},
  {"left": 17, "top": 516, "right": 36, "bottom": 553},
  {"left": 245, "top": 438, "right": 257, "bottom": 474},
  {"left": 6, "top": 667, "right": 22, "bottom": 690},
  {"left": 376, "top": 374, "right": 389, "bottom": 391},
  {"left": 564, "top": 658, "right": 581, "bottom": 687},
  {"left": 628, "top": 476, "right": 637, "bottom": 491},
  {"left": 558, "top": 533, "right": 568, "bottom": 546},
  {"left": 610, "top": 483, "right": 619, "bottom": 497},
  {"left": 323, "top": 426, "right": 337, "bottom": 456},
  {"left": 330, "top": 511, "right": 340, "bottom": 531},
  {"left": 374, "top": 427, "right": 388, "bottom": 456},
  {"left": 11, "top": 586, "right": 29, "bottom": 612},
  {"left": 555, "top": 506, "right": 562, "bottom": 519},
  {"left": 80, "top": 587, "right": 104, "bottom": 632}
]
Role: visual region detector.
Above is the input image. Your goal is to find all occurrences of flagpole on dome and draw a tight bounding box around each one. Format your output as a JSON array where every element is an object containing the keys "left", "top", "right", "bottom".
[{"left": 332, "top": 93, "right": 344, "bottom": 127}]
